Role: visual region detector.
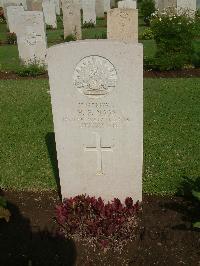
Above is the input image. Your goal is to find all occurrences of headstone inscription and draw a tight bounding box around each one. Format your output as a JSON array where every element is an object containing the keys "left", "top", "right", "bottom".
[{"left": 47, "top": 40, "right": 143, "bottom": 202}]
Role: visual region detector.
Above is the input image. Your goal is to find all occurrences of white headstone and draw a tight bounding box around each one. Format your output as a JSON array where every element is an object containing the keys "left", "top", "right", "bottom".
[
  {"left": 2, "top": 0, "right": 27, "bottom": 19},
  {"left": 82, "top": 0, "right": 96, "bottom": 24},
  {"left": 47, "top": 40, "right": 143, "bottom": 203},
  {"left": 42, "top": 0, "right": 57, "bottom": 28},
  {"left": 104, "top": 0, "right": 110, "bottom": 12},
  {"left": 118, "top": 0, "right": 137, "bottom": 9},
  {"left": 62, "top": 0, "right": 82, "bottom": 39},
  {"left": 95, "top": 0, "right": 104, "bottom": 17},
  {"left": 55, "top": 0, "right": 60, "bottom": 14},
  {"left": 16, "top": 11, "right": 47, "bottom": 65},
  {"left": 7, "top": 6, "right": 24, "bottom": 33},
  {"left": 177, "top": 0, "right": 196, "bottom": 14}
]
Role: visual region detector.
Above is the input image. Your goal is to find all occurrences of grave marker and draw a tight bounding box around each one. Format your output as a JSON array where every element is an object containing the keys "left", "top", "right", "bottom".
[{"left": 47, "top": 40, "right": 143, "bottom": 202}]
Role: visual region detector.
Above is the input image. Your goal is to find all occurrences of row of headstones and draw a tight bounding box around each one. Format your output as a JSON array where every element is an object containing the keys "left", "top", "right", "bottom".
[
  {"left": 155, "top": 0, "right": 197, "bottom": 13},
  {"left": 4, "top": 0, "right": 139, "bottom": 65}
]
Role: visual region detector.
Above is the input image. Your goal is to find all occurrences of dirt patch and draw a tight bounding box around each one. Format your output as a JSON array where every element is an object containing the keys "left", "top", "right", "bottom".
[
  {"left": 0, "top": 190, "right": 199, "bottom": 266},
  {"left": 0, "top": 68, "right": 200, "bottom": 81}
]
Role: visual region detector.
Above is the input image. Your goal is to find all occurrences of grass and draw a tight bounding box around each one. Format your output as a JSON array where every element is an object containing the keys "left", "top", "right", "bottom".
[{"left": 0, "top": 78, "right": 199, "bottom": 195}]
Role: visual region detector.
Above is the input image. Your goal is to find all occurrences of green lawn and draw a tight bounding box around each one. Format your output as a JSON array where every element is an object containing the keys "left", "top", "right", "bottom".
[{"left": 0, "top": 78, "right": 199, "bottom": 194}]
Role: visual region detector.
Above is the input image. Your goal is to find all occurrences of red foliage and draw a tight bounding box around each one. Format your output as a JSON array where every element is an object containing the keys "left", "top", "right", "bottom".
[{"left": 55, "top": 195, "right": 140, "bottom": 243}]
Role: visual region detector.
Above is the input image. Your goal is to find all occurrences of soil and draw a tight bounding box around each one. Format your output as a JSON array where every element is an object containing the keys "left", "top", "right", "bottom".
[
  {"left": 0, "top": 68, "right": 200, "bottom": 81},
  {"left": 0, "top": 190, "right": 200, "bottom": 266}
]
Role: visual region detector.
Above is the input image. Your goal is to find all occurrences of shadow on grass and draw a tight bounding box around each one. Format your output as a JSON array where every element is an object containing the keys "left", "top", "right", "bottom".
[
  {"left": 0, "top": 189, "right": 77, "bottom": 266},
  {"left": 45, "top": 132, "right": 61, "bottom": 199},
  {"left": 161, "top": 176, "right": 200, "bottom": 231}
]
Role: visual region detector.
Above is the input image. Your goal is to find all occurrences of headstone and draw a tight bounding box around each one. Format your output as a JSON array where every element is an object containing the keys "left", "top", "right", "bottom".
[
  {"left": 16, "top": 11, "right": 47, "bottom": 65},
  {"left": 197, "top": 0, "right": 200, "bottom": 9},
  {"left": 95, "top": 0, "right": 104, "bottom": 17},
  {"left": 62, "top": 0, "right": 82, "bottom": 39},
  {"left": 7, "top": 6, "right": 24, "bottom": 33},
  {"left": 0, "top": 0, "right": 3, "bottom": 7},
  {"left": 55, "top": 0, "right": 60, "bottom": 14},
  {"left": 104, "top": 0, "right": 110, "bottom": 12},
  {"left": 42, "top": 0, "right": 57, "bottom": 28},
  {"left": 107, "top": 8, "right": 138, "bottom": 42},
  {"left": 110, "top": 0, "right": 115, "bottom": 7},
  {"left": 177, "top": 0, "right": 196, "bottom": 14},
  {"left": 82, "top": 0, "right": 96, "bottom": 24},
  {"left": 2, "top": 0, "right": 27, "bottom": 19},
  {"left": 47, "top": 40, "right": 143, "bottom": 202},
  {"left": 155, "top": 0, "right": 196, "bottom": 15},
  {"left": 27, "top": 0, "right": 43, "bottom": 11},
  {"left": 118, "top": 0, "right": 137, "bottom": 9}
]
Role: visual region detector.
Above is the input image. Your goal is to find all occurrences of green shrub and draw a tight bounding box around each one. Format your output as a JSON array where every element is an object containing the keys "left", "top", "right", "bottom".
[
  {"left": 6, "top": 32, "right": 17, "bottom": 44},
  {"left": 140, "top": 0, "right": 155, "bottom": 25},
  {"left": 192, "top": 52, "right": 200, "bottom": 68},
  {"left": 82, "top": 21, "right": 95, "bottom": 28},
  {"left": 192, "top": 190, "right": 200, "bottom": 229},
  {"left": 141, "top": 28, "right": 154, "bottom": 40},
  {"left": 64, "top": 34, "right": 77, "bottom": 42},
  {"left": 0, "top": 8, "right": 6, "bottom": 24},
  {"left": 46, "top": 25, "right": 55, "bottom": 30},
  {"left": 16, "top": 63, "right": 46, "bottom": 77},
  {"left": 150, "top": 10, "right": 196, "bottom": 70}
]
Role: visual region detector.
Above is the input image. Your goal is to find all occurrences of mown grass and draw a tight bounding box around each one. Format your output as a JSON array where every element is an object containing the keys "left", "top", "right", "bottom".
[{"left": 0, "top": 78, "right": 199, "bottom": 195}]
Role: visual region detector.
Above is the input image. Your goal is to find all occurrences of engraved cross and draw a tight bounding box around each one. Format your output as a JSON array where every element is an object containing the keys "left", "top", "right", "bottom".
[{"left": 85, "top": 132, "right": 113, "bottom": 175}]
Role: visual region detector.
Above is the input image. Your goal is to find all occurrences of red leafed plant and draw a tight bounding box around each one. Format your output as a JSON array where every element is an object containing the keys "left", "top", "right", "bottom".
[{"left": 55, "top": 195, "right": 140, "bottom": 247}]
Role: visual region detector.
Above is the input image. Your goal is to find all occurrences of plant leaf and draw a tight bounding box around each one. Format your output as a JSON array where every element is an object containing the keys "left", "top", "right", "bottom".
[
  {"left": 192, "top": 190, "right": 200, "bottom": 201},
  {"left": 193, "top": 222, "right": 200, "bottom": 229},
  {"left": 0, "top": 196, "right": 7, "bottom": 208},
  {"left": 0, "top": 206, "right": 11, "bottom": 222}
]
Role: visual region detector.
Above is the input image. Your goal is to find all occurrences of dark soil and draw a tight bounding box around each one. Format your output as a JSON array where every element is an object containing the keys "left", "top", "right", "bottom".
[
  {"left": 0, "top": 190, "right": 200, "bottom": 266},
  {"left": 0, "top": 68, "right": 200, "bottom": 80}
]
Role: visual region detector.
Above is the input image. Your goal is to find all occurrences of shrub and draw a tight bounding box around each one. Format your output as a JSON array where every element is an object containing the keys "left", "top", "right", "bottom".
[
  {"left": 0, "top": 196, "right": 11, "bottom": 222},
  {"left": 192, "top": 190, "right": 200, "bottom": 229},
  {"left": 0, "top": 8, "right": 6, "bottom": 24},
  {"left": 141, "top": 28, "right": 154, "bottom": 40},
  {"left": 6, "top": 32, "right": 17, "bottom": 45},
  {"left": 150, "top": 10, "right": 196, "bottom": 70},
  {"left": 64, "top": 34, "right": 76, "bottom": 42},
  {"left": 56, "top": 195, "right": 140, "bottom": 248},
  {"left": 140, "top": 0, "right": 155, "bottom": 26},
  {"left": 46, "top": 25, "right": 55, "bottom": 30},
  {"left": 192, "top": 52, "right": 200, "bottom": 68},
  {"left": 16, "top": 63, "right": 46, "bottom": 77},
  {"left": 82, "top": 21, "right": 95, "bottom": 28}
]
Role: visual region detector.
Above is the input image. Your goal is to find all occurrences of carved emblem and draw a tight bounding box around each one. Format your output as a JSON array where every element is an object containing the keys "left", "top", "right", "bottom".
[{"left": 73, "top": 56, "right": 117, "bottom": 98}]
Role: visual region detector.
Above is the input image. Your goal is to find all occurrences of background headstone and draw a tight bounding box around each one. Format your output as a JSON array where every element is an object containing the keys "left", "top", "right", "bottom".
[
  {"left": 118, "top": 0, "right": 137, "bottom": 9},
  {"left": 107, "top": 8, "right": 138, "bottom": 42},
  {"left": 7, "top": 6, "right": 24, "bottom": 32},
  {"left": 82, "top": 0, "right": 96, "bottom": 24},
  {"left": 47, "top": 40, "right": 143, "bottom": 202},
  {"left": 95, "top": 0, "right": 104, "bottom": 17},
  {"left": 2, "top": 0, "right": 27, "bottom": 19},
  {"left": 55, "top": 0, "right": 60, "bottom": 14},
  {"left": 104, "top": 0, "right": 110, "bottom": 12},
  {"left": 16, "top": 11, "right": 47, "bottom": 65},
  {"left": 177, "top": 0, "right": 196, "bottom": 15},
  {"left": 27, "top": 0, "right": 43, "bottom": 11},
  {"left": 62, "top": 0, "right": 82, "bottom": 39},
  {"left": 42, "top": 0, "right": 57, "bottom": 28}
]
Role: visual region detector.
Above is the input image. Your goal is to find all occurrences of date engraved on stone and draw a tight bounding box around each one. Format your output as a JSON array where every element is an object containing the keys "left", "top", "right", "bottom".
[{"left": 73, "top": 56, "right": 117, "bottom": 98}]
